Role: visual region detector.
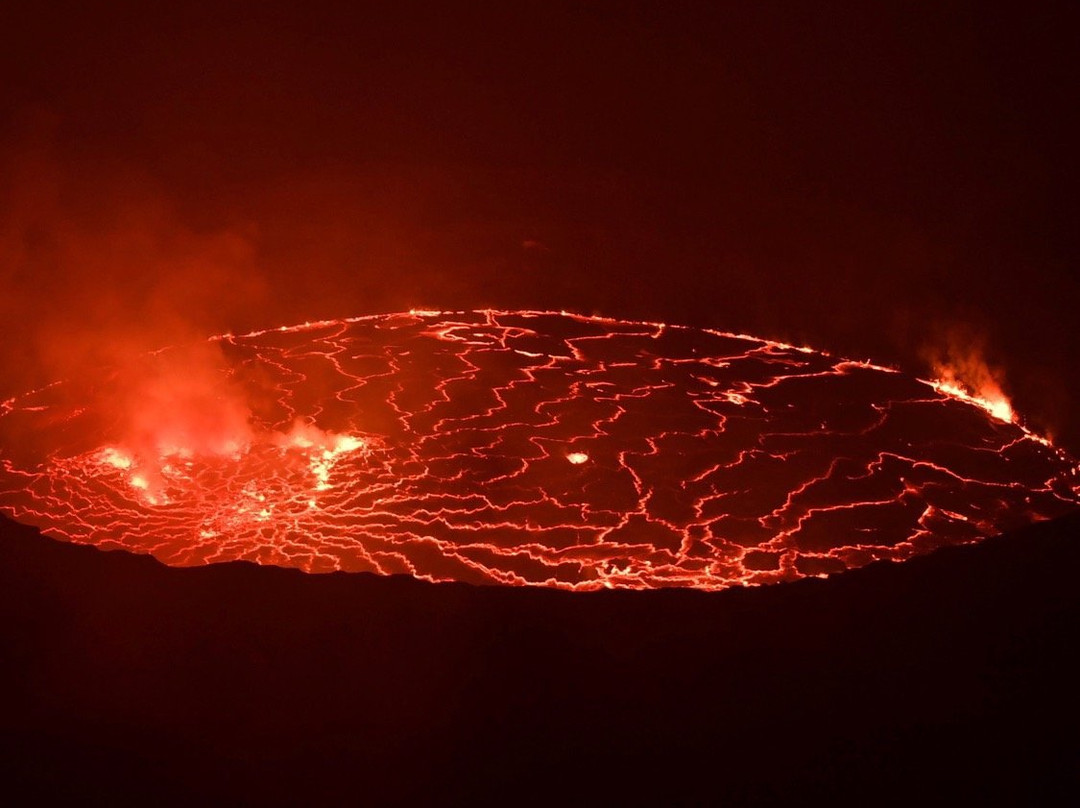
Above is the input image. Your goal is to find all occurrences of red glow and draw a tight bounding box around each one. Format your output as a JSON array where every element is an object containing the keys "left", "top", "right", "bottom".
[{"left": 1, "top": 310, "right": 1077, "bottom": 590}]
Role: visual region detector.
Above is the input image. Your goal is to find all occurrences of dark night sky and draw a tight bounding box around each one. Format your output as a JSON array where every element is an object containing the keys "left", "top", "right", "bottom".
[{"left": 0, "top": 1, "right": 1076, "bottom": 443}]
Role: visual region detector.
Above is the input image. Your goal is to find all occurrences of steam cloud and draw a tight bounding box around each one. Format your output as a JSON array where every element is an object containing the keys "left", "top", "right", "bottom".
[{"left": 0, "top": 112, "right": 265, "bottom": 460}]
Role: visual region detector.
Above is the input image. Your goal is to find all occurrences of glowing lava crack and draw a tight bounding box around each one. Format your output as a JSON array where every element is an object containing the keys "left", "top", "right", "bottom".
[{"left": 1, "top": 310, "right": 1078, "bottom": 590}]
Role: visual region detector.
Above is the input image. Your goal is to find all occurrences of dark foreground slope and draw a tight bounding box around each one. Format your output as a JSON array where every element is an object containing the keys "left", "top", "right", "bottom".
[{"left": 2, "top": 513, "right": 1078, "bottom": 806}]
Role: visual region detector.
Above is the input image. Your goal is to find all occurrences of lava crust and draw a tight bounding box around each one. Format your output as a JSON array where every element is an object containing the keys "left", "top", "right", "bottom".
[{"left": 1, "top": 310, "right": 1077, "bottom": 589}]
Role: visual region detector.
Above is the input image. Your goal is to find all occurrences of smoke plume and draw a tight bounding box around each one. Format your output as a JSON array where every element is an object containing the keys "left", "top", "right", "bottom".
[{"left": 0, "top": 112, "right": 265, "bottom": 459}]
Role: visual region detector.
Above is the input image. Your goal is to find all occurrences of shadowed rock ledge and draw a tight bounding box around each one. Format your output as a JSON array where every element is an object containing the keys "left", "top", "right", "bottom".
[{"left": 2, "top": 512, "right": 1078, "bottom": 804}]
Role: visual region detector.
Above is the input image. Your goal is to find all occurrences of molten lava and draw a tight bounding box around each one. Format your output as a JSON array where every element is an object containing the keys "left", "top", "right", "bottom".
[{"left": 1, "top": 310, "right": 1077, "bottom": 590}]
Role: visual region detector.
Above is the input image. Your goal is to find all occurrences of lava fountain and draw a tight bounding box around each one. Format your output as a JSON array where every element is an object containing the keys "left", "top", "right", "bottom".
[{"left": 1, "top": 310, "right": 1077, "bottom": 590}]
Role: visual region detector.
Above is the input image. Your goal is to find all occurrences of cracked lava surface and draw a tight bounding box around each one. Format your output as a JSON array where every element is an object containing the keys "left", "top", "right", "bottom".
[{"left": 1, "top": 310, "right": 1078, "bottom": 590}]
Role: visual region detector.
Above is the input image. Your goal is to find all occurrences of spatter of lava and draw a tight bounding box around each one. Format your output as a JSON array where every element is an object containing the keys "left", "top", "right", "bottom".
[{"left": 1, "top": 310, "right": 1078, "bottom": 590}]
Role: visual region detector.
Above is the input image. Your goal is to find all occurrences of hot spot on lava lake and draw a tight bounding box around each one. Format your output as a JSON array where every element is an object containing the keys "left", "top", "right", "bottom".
[{"left": 1, "top": 310, "right": 1077, "bottom": 590}]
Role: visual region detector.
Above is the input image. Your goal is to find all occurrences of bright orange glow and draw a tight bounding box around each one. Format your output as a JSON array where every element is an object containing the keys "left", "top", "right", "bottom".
[
  {"left": 0, "top": 310, "right": 1076, "bottom": 590},
  {"left": 922, "top": 333, "right": 1018, "bottom": 425},
  {"left": 929, "top": 376, "right": 1015, "bottom": 424}
]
